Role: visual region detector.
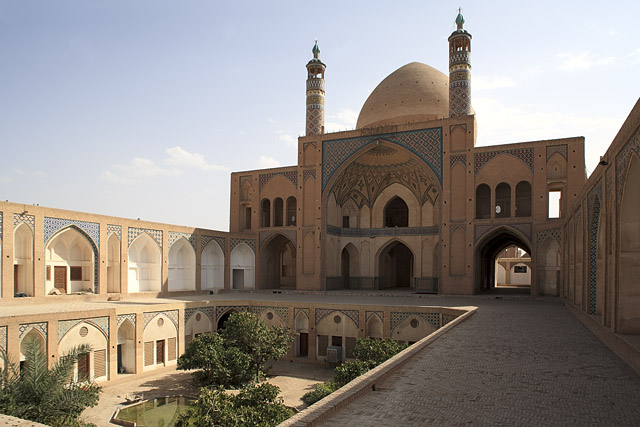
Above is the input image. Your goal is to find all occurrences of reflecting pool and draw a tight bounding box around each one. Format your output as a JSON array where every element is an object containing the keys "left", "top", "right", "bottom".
[{"left": 113, "top": 396, "right": 195, "bottom": 427}]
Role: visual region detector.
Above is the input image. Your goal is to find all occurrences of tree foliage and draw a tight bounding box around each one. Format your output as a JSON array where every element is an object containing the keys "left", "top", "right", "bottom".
[
  {"left": 0, "top": 338, "right": 101, "bottom": 427},
  {"left": 300, "top": 382, "right": 338, "bottom": 406},
  {"left": 178, "top": 311, "right": 293, "bottom": 388},
  {"left": 352, "top": 337, "right": 407, "bottom": 365},
  {"left": 333, "top": 359, "right": 377, "bottom": 387},
  {"left": 176, "top": 383, "right": 291, "bottom": 427}
]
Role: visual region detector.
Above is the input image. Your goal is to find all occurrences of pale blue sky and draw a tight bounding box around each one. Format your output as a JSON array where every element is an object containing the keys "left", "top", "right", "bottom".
[{"left": 1, "top": 1, "right": 638, "bottom": 230}]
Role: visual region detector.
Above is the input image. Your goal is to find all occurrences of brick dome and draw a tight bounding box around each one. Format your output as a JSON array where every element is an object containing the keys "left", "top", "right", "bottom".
[{"left": 356, "top": 62, "right": 449, "bottom": 129}]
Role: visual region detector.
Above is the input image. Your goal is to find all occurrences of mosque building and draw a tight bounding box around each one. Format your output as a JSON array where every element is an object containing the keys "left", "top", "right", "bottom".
[{"left": 1, "top": 12, "right": 639, "bottom": 383}]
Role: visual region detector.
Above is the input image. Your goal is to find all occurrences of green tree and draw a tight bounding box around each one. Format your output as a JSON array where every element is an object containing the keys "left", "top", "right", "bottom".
[
  {"left": 177, "top": 334, "right": 253, "bottom": 387},
  {"left": 300, "top": 382, "right": 338, "bottom": 406},
  {"left": 220, "top": 311, "right": 293, "bottom": 381},
  {"left": 176, "top": 383, "right": 291, "bottom": 427},
  {"left": 0, "top": 338, "right": 101, "bottom": 427},
  {"left": 333, "top": 359, "right": 377, "bottom": 387},
  {"left": 352, "top": 337, "right": 407, "bottom": 365}
]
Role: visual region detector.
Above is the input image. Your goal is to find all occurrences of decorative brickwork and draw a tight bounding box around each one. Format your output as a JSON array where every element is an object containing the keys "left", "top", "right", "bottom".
[
  {"left": 58, "top": 317, "right": 109, "bottom": 342},
  {"left": 202, "top": 235, "right": 226, "bottom": 252},
  {"left": 18, "top": 322, "right": 48, "bottom": 340},
  {"left": 168, "top": 231, "right": 197, "bottom": 251},
  {"left": 475, "top": 223, "right": 532, "bottom": 244},
  {"left": 230, "top": 238, "right": 255, "bottom": 252},
  {"left": 128, "top": 227, "right": 163, "bottom": 248},
  {"left": 327, "top": 225, "right": 439, "bottom": 237},
  {"left": 449, "top": 222, "right": 466, "bottom": 235},
  {"left": 294, "top": 308, "right": 310, "bottom": 322},
  {"left": 259, "top": 171, "right": 298, "bottom": 192},
  {"left": 322, "top": 127, "right": 443, "bottom": 189},
  {"left": 588, "top": 190, "right": 602, "bottom": 315},
  {"left": 546, "top": 144, "right": 568, "bottom": 161},
  {"left": 259, "top": 230, "right": 297, "bottom": 247},
  {"left": 366, "top": 311, "right": 383, "bottom": 324},
  {"left": 449, "top": 153, "right": 467, "bottom": 168},
  {"left": 185, "top": 307, "right": 215, "bottom": 325},
  {"left": 13, "top": 213, "right": 35, "bottom": 231},
  {"left": 474, "top": 148, "right": 534, "bottom": 176},
  {"left": 117, "top": 314, "right": 136, "bottom": 329},
  {"left": 536, "top": 228, "right": 562, "bottom": 246},
  {"left": 250, "top": 306, "right": 289, "bottom": 324},
  {"left": 315, "top": 308, "right": 359, "bottom": 328},
  {"left": 390, "top": 311, "right": 440, "bottom": 332},
  {"left": 143, "top": 310, "right": 178, "bottom": 330},
  {"left": 615, "top": 127, "right": 640, "bottom": 202},
  {"left": 107, "top": 224, "right": 122, "bottom": 239},
  {"left": 303, "top": 168, "right": 316, "bottom": 181}
]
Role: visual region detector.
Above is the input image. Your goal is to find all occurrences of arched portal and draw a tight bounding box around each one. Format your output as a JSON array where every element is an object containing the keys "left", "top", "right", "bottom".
[
  {"left": 378, "top": 241, "right": 414, "bottom": 289},
  {"left": 230, "top": 244, "right": 255, "bottom": 290},
  {"left": 14, "top": 223, "right": 34, "bottom": 296},
  {"left": 476, "top": 228, "right": 532, "bottom": 294},
  {"left": 259, "top": 234, "right": 296, "bottom": 289},
  {"left": 201, "top": 240, "right": 224, "bottom": 290},
  {"left": 168, "top": 238, "right": 196, "bottom": 291},
  {"left": 341, "top": 243, "right": 359, "bottom": 289},
  {"left": 216, "top": 309, "right": 239, "bottom": 331},
  {"left": 384, "top": 197, "right": 409, "bottom": 227},
  {"left": 294, "top": 311, "right": 309, "bottom": 357},
  {"left": 117, "top": 320, "right": 135, "bottom": 374},
  {"left": 128, "top": 233, "right": 162, "bottom": 293},
  {"left": 45, "top": 227, "right": 95, "bottom": 295}
]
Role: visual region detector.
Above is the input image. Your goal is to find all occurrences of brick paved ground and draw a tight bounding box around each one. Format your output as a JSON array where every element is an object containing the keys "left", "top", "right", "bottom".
[{"left": 317, "top": 298, "right": 640, "bottom": 426}]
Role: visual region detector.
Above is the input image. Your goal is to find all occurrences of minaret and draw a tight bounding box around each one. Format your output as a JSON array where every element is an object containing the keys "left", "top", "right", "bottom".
[
  {"left": 306, "top": 41, "right": 326, "bottom": 136},
  {"left": 448, "top": 10, "right": 472, "bottom": 117}
]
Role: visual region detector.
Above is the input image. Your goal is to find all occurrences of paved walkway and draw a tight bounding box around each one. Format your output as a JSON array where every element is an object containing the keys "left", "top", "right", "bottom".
[{"left": 316, "top": 298, "right": 640, "bottom": 426}]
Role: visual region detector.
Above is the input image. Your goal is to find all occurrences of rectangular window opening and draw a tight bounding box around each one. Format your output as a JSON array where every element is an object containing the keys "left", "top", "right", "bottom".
[
  {"left": 342, "top": 216, "right": 350, "bottom": 228},
  {"left": 548, "top": 191, "right": 561, "bottom": 218}
]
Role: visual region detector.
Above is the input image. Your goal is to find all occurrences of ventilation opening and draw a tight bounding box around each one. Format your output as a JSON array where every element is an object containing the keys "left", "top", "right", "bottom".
[{"left": 548, "top": 191, "right": 562, "bottom": 218}]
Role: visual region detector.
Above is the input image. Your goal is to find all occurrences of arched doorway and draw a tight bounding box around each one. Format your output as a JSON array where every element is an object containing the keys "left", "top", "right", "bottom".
[
  {"left": 128, "top": 233, "right": 162, "bottom": 293},
  {"left": 476, "top": 228, "right": 532, "bottom": 294},
  {"left": 45, "top": 227, "right": 95, "bottom": 295},
  {"left": 230, "top": 244, "right": 255, "bottom": 290},
  {"left": 216, "top": 309, "right": 239, "bottom": 331},
  {"left": 259, "top": 234, "right": 296, "bottom": 289},
  {"left": 341, "top": 243, "right": 359, "bottom": 289},
  {"left": 14, "top": 223, "right": 34, "bottom": 297},
  {"left": 117, "top": 319, "right": 135, "bottom": 374},
  {"left": 378, "top": 241, "right": 414, "bottom": 289},
  {"left": 201, "top": 240, "right": 224, "bottom": 290},
  {"left": 168, "top": 238, "right": 196, "bottom": 291}
]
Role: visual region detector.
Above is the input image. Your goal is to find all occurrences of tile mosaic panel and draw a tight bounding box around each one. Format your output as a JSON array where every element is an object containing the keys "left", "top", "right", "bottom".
[
  {"left": 365, "top": 311, "right": 383, "bottom": 323},
  {"left": 128, "top": 227, "right": 163, "bottom": 248},
  {"left": 185, "top": 307, "right": 215, "bottom": 325},
  {"left": 117, "top": 314, "right": 136, "bottom": 328},
  {"left": 474, "top": 148, "right": 534, "bottom": 176},
  {"left": 107, "top": 224, "right": 122, "bottom": 239},
  {"left": 215, "top": 306, "right": 249, "bottom": 323},
  {"left": 259, "top": 171, "right": 298, "bottom": 192},
  {"left": 143, "top": 310, "right": 178, "bottom": 330},
  {"left": 615, "top": 127, "right": 640, "bottom": 202},
  {"left": 315, "top": 308, "right": 359, "bottom": 328},
  {"left": 303, "top": 169, "right": 316, "bottom": 181},
  {"left": 18, "top": 322, "right": 48, "bottom": 340},
  {"left": 390, "top": 311, "right": 440, "bottom": 332},
  {"left": 168, "top": 231, "right": 197, "bottom": 251},
  {"left": 546, "top": 144, "right": 568, "bottom": 161},
  {"left": 294, "top": 308, "right": 309, "bottom": 321},
  {"left": 536, "top": 228, "right": 562, "bottom": 246},
  {"left": 322, "top": 127, "right": 443, "bottom": 189},
  {"left": 250, "top": 306, "right": 289, "bottom": 324},
  {"left": 230, "top": 238, "right": 256, "bottom": 252},
  {"left": 202, "top": 235, "right": 226, "bottom": 252},
  {"left": 58, "top": 317, "right": 109, "bottom": 342},
  {"left": 0, "top": 326, "right": 7, "bottom": 353},
  {"left": 588, "top": 196, "right": 601, "bottom": 315},
  {"left": 13, "top": 213, "right": 35, "bottom": 231},
  {"left": 449, "top": 154, "right": 467, "bottom": 168}
]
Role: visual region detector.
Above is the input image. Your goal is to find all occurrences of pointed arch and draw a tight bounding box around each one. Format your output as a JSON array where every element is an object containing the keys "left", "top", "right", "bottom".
[
  {"left": 14, "top": 223, "right": 34, "bottom": 296},
  {"left": 168, "top": 238, "right": 196, "bottom": 291},
  {"left": 20, "top": 328, "right": 46, "bottom": 361},
  {"left": 377, "top": 239, "right": 415, "bottom": 289},
  {"left": 366, "top": 314, "right": 383, "bottom": 338},
  {"left": 202, "top": 240, "right": 224, "bottom": 290},
  {"left": 45, "top": 227, "right": 96, "bottom": 295},
  {"left": 117, "top": 319, "right": 135, "bottom": 374},
  {"left": 259, "top": 233, "right": 296, "bottom": 289},
  {"left": 341, "top": 243, "right": 360, "bottom": 289},
  {"left": 537, "top": 236, "right": 561, "bottom": 296},
  {"left": 128, "top": 233, "right": 162, "bottom": 293},
  {"left": 230, "top": 243, "right": 255, "bottom": 290},
  {"left": 107, "top": 233, "right": 121, "bottom": 293}
]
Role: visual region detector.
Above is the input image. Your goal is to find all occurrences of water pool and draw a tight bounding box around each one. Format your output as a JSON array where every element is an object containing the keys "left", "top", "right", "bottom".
[{"left": 112, "top": 396, "right": 195, "bottom": 427}]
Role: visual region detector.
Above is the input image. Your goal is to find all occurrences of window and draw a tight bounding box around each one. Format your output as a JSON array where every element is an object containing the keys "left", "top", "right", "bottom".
[
  {"left": 515, "top": 181, "right": 532, "bottom": 217},
  {"left": 245, "top": 207, "right": 251, "bottom": 229},
  {"left": 548, "top": 190, "right": 562, "bottom": 218},
  {"left": 261, "top": 199, "right": 270, "bottom": 227},
  {"left": 384, "top": 197, "right": 409, "bottom": 227},
  {"left": 274, "top": 198, "right": 283, "bottom": 227},
  {"left": 495, "top": 183, "right": 511, "bottom": 218},
  {"left": 70, "top": 266, "right": 82, "bottom": 281},
  {"left": 343, "top": 216, "right": 350, "bottom": 228},
  {"left": 475, "top": 184, "right": 491, "bottom": 219},
  {"left": 514, "top": 265, "right": 528, "bottom": 273}
]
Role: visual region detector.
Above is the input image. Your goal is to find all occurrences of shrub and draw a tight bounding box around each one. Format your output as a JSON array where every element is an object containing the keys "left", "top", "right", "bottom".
[{"left": 301, "top": 382, "right": 338, "bottom": 406}]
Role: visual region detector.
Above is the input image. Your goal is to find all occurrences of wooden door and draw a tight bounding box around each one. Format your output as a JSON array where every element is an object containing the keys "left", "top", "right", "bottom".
[
  {"left": 54, "top": 266, "right": 66, "bottom": 292},
  {"left": 14, "top": 264, "right": 19, "bottom": 294},
  {"left": 156, "top": 340, "right": 165, "bottom": 364},
  {"left": 77, "top": 353, "right": 90, "bottom": 381},
  {"left": 299, "top": 333, "right": 308, "bottom": 357}
]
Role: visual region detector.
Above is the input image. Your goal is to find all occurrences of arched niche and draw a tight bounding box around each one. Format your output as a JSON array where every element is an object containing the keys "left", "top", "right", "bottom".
[
  {"left": 59, "top": 322, "right": 108, "bottom": 382},
  {"left": 371, "top": 183, "right": 420, "bottom": 228},
  {"left": 475, "top": 184, "right": 491, "bottom": 219},
  {"left": 495, "top": 182, "right": 511, "bottom": 218},
  {"left": 316, "top": 311, "right": 359, "bottom": 359},
  {"left": 366, "top": 314, "right": 383, "bottom": 339},
  {"left": 286, "top": 196, "right": 297, "bottom": 226},
  {"left": 14, "top": 223, "right": 34, "bottom": 297},
  {"left": 142, "top": 314, "right": 178, "bottom": 370},
  {"left": 185, "top": 310, "right": 213, "bottom": 346},
  {"left": 45, "top": 227, "right": 95, "bottom": 295},
  {"left": 168, "top": 238, "right": 196, "bottom": 291},
  {"left": 378, "top": 240, "right": 414, "bottom": 289},
  {"left": 537, "top": 237, "right": 561, "bottom": 296},
  {"left": 230, "top": 243, "right": 255, "bottom": 290},
  {"left": 128, "top": 233, "right": 162, "bottom": 293},
  {"left": 515, "top": 181, "right": 532, "bottom": 217},
  {"left": 261, "top": 199, "right": 271, "bottom": 228},
  {"left": 201, "top": 240, "right": 224, "bottom": 290},
  {"left": 20, "top": 328, "right": 46, "bottom": 362},
  {"left": 117, "top": 319, "right": 135, "bottom": 374},
  {"left": 619, "top": 154, "right": 640, "bottom": 333},
  {"left": 392, "top": 315, "right": 435, "bottom": 344},
  {"left": 341, "top": 243, "right": 359, "bottom": 289},
  {"left": 107, "top": 233, "right": 121, "bottom": 293}
]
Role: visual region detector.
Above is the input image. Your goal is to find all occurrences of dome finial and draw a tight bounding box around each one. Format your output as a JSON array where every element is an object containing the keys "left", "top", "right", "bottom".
[
  {"left": 312, "top": 40, "right": 320, "bottom": 59},
  {"left": 456, "top": 8, "right": 465, "bottom": 30}
]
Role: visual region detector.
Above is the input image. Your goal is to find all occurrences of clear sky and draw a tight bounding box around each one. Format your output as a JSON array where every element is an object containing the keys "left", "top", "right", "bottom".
[{"left": 1, "top": 1, "right": 638, "bottom": 231}]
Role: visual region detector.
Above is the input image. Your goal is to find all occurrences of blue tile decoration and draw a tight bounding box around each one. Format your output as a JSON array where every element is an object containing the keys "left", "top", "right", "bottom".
[
  {"left": 0, "top": 326, "right": 7, "bottom": 353},
  {"left": 58, "top": 317, "right": 109, "bottom": 342},
  {"left": 327, "top": 225, "right": 439, "bottom": 238},
  {"left": 449, "top": 153, "right": 467, "bottom": 168},
  {"left": 442, "top": 314, "right": 458, "bottom": 326},
  {"left": 13, "top": 213, "right": 35, "bottom": 231},
  {"left": 185, "top": 307, "right": 215, "bottom": 325},
  {"left": 230, "top": 238, "right": 256, "bottom": 252},
  {"left": 615, "top": 127, "right": 640, "bottom": 202},
  {"left": 202, "top": 235, "right": 226, "bottom": 252},
  {"left": 107, "top": 224, "right": 122, "bottom": 239},
  {"left": 315, "top": 308, "right": 359, "bottom": 328},
  {"left": 474, "top": 147, "right": 534, "bottom": 176},
  {"left": 365, "top": 311, "right": 383, "bottom": 324},
  {"left": 390, "top": 311, "right": 440, "bottom": 333},
  {"left": 322, "top": 127, "right": 443, "bottom": 189},
  {"left": 128, "top": 227, "right": 163, "bottom": 249},
  {"left": 44, "top": 218, "right": 100, "bottom": 293},
  {"left": 588, "top": 193, "right": 601, "bottom": 315},
  {"left": 143, "top": 310, "right": 178, "bottom": 330},
  {"left": 546, "top": 144, "right": 568, "bottom": 161},
  {"left": 250, "top": 306, "right": 289, "bottom": 324},
  {"left": 117, "top": 314, "right": 136, "bottom": 329},
  {"left": 0, "top": 212, "right": 3, "bottom": 240},
  {"left": 18, "top": 322, "right": 48, "bottom": 340},
  {"left": 168, "top": 231, "right": 197, "bottom": 251},
  {"left": 536, "top": 228, "right": 562, "bottom": 246}
]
